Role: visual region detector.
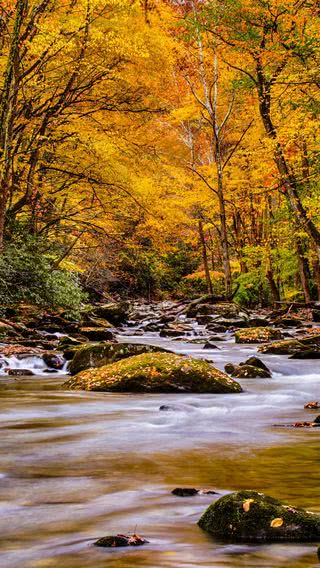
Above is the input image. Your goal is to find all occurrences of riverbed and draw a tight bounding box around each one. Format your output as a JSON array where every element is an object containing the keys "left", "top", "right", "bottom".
[{"left": 0, "top": 332, "right": 320, "bottom": 567}]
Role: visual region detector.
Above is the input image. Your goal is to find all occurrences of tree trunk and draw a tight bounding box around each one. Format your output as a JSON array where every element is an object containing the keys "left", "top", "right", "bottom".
[
  {"left": 266, "top": 268, "right": 280, "bottom": 304},
  {"left": 0, "top": 0, "right": 26, "bottom": 249},
  {"left": 256, "top": 65, "right": 320, "bottom": 258},
  {"left": 295, "top": 237, "right": 312, "bottom": 303},
  {"left": 198, "top": 219, "right": 213, "bottom": 295}
]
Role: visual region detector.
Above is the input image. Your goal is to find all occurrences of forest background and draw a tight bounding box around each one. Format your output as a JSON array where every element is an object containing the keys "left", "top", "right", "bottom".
[{"left": 0, "top": 0, "right": 319, "bottom": 314}]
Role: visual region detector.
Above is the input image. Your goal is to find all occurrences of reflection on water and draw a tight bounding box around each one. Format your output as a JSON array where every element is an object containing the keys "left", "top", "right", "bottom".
[{"left": 0, "top": 338, "right": 320, "bottom": 568}]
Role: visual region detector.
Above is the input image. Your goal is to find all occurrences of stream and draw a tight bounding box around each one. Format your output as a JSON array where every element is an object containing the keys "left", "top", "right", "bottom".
[{"left": 1, "top": 327, "right": 320, "bottom": 567}]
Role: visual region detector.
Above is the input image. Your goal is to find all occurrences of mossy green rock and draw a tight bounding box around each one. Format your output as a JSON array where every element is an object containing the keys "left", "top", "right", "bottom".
[
  {"left": 231, "top": 365, "right": 271, "bottom": 379},
  {"left": 258, "top": 339, "right": 309, "bottom": 355},
  {"left": 235, "top": 327, "right": 283, "bottom": 344},
  {"left": 64, "top": 352, "right": 242, "bottom": 393},
  {"left": 198, "top": 490, "right": 320, "bottom": 541},
  {"left": 68, "top": 342, "right": 171, "bottom": 375}
]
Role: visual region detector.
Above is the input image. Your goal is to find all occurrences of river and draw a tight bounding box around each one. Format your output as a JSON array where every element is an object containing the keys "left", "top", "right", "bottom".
[{"left": 0, "top": 332, "right": 320, "bottom": 567}]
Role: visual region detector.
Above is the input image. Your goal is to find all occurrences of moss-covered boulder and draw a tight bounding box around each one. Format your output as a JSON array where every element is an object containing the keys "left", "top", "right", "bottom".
[
  {"left": 68, "top": 342, "right": 171, "bottom": 375},
  {"left": 230, "top": 364, "right": 271, "bottom": 379},
  {"left": 258, "top": 339, "right": 309, "bottom": 355},
  {"left": 243, "top": 356, "right": 270, "bottom": 372},
  {"left": 64, "top": 352, "right": 242, "bottom": 393},
  {"left": 198, "top": 490, "right": 320, "bottom": 541},
  {"left": 235, "top": 327, "right": 283, "bottom": 344}
]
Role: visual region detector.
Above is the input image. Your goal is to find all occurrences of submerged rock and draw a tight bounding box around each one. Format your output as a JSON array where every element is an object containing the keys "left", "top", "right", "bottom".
[
  {"left": 64, "top": 352, "right": 242, "bottom": 394},
  {"left": 68, "top": 342, "right": 171, "bottom": 375},
  {"left": 235, "top": 327, "right": 283, "bottom": 344},
  {"left": 198, "top": 490, "right": 320, "bottom": 541}
]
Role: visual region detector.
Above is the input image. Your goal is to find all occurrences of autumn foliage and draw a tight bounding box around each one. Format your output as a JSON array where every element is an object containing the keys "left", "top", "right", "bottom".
[{"left": 0, "top": 0, "right": 319, "bottom": 305}]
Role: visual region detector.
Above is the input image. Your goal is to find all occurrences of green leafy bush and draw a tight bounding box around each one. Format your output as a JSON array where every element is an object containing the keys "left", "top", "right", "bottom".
[
  {"left": 233, "top": 270, "right": 271, "bottom": 307},
  {"left": 0, "top": 238, "right": 86, "bottom": 315}
]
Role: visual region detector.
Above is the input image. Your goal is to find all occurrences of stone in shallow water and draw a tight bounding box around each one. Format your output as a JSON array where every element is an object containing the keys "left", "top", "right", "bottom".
[
  {"left": 198, "top": 490, "right": 320, "bottom": 541},
  {"left": 230, "top": 364, "right": 271, "bottom": 379},
  {"left": 94, "top": 534, "right": 148, "bottom": 547},
  {"left": 43, "top": 353, "right": 65, "bottom": 369},
  {"left": 203, "top": 341, "right": 220, "bottom": 350},
  {"left": 235, "top": 327, "right": 283, "bottom": 344},
  {"left": 172, "top": 487, "right": 218, "bottom": 497},
  {"left": 68, "top": 342, "right": 171, "bottom": 375},
  {"left": 258, "top": 339, "right": 308, "bottom": 355},
  {"left": 243, "top": 356, "right": 270, "bottom": 373},
  {"left": 79, "top": 327, "right": 114, "bottom": 342},
  {"left": 304, "top": 401, "right": 320, "bottom": 409},
  {"left": 64, "top": 352, "right": 242, "bottom": 394},
  {"left": 172, "top": 488, "right": 199, "bottom": 497},
  {"left": 7, "top": 369, "right": 34, "bottom": 376},
  {"left": 289, "top": 350, "right": 320, "bottom": 359}
]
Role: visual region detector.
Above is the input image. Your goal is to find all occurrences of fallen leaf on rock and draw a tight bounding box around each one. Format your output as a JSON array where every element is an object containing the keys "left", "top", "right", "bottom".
[
  {"left": 242, "top": 498, "right": 254, "bottom": 512},
  {"left": 94, "top": 533, "right": 148, "bottom": 548},
  {"left": 127, "top": 534, "right": 148, "bottom": 546},
  {"left": 270, "top": 518, "right": 284, "bottom": 528}
]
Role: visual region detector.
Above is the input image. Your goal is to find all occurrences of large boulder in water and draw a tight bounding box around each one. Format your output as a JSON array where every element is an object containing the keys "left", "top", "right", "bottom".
[
  {"left": 235, "top": 327, "right": 283, "bottom": 344},
  {"left": 68, "top": 342, "right": 172, "bottom": 375},
  {"left": 92, "top": 302, "right": 129, "bottom": 325},
  {"left": 198, "top": 490, "right": 320, "bottom": 541},
  {"left": 64, "top": 352, "right": 242, "bottom": 393}
]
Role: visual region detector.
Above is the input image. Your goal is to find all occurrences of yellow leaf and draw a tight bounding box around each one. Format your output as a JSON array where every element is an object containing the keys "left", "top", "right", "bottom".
[
  {"left": 242, "top": 498, "right": 254, "bottom": 512},
  {"left": 270, "top": 518, "right": 284, "bottom": 528}
]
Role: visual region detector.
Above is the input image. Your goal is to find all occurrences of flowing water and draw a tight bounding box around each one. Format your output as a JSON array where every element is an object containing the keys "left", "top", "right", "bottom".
[{"left": 1, "top": 331, "right": 320, "bottom": 568}]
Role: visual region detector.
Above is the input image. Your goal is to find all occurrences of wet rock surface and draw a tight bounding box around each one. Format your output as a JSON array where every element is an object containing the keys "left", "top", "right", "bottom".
[
  {"left": 229, "top": 364, "right": 271, "bottom": 379},
  {"left": 172, "top": 488, "right": 218, "bottom": 497},
  {"left": 235, "top": 327, "right": 283, "bottom": 344},
  {"left": 198, "top": 490, "right": 320, "bottom": 541},
  {"left": 94, "top": 534, "right": 148, "bottom": 547},
  {"left": 68, "top": 342, "right": 172, "bottom": 375},
  {"left": 259, "top": 339, "right": 310, "bottom": 355},
  {"left": 64, "top": 352, "right": 243, "bottom": 394}
]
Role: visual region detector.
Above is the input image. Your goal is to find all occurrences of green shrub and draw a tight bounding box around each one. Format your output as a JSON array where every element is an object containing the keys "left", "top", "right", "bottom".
[
  {"left": 0, "top": 237, "right": 86, "bottom": 315},
  {"left": 233, "top": 270, "right": 271, "bottom": 307}
]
